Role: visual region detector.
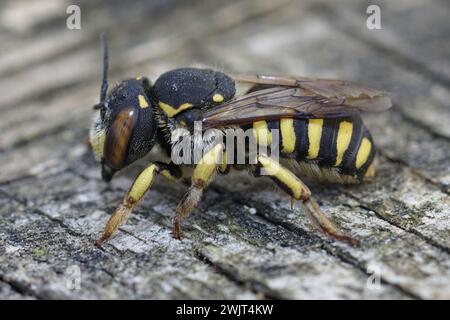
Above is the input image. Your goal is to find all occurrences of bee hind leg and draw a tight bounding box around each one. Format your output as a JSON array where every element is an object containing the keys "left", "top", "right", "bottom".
[
  {"left": 302, "top": 197, "right": 358, "bottom": 246},
  {"left": 255, "top": 155, "right": 358, "bottom": 246}
]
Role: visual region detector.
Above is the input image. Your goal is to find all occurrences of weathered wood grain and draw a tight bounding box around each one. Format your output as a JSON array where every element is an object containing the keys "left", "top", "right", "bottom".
[{"left": 0, "top": 0, "right": 449, "bottom": 299}]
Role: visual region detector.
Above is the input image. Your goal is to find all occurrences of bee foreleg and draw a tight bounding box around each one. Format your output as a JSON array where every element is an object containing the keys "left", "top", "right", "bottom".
[
  {"left": 256, "top": 155, "right": 358, "bottom": 245},
  {"left": 173, "top": 144, "right": 224, "bottom": 239},
  {"left": 96, "top": 162, "right": 181, "bottom": 247}
]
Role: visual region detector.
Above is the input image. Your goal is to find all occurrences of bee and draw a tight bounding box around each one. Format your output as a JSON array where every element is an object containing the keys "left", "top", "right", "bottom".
[{"left": 90, "top": 37, "right": 391, "bottom": 246}]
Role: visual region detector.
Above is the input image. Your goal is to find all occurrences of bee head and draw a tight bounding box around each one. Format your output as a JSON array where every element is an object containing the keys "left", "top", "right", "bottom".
[{"left": 89, "top": 37, "right": 157, "bottom": 182}]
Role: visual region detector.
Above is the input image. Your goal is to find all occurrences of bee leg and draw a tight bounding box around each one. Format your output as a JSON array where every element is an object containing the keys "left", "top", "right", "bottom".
[
  {"left": 256, "top": 155, "right": 358, "bottom": 245},
  {"left": 173, "top": 144, "right": 224, "bottom": 239},
  {"left": 302, "top": 197, "right": 358, "bottom": 245},
  {"left": 96, "top": 162, "right": 182, "bottom": 247}
]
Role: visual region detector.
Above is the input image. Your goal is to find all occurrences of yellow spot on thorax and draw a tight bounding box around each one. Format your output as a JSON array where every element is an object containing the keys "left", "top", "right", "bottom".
[
  {"left": 280, "top": 118, "right": 296, "bottom": 153},
  {"left": 307, "top": 119, "right": 323, "bottom": 159},
  {"left": 335, "top": 121, "right": 353, "bottom": 166},
  {"left": 159, "top": 101, "right": 193, "bottom": 117},
  {"left": 258, "top": 155, "right": 309, "bottom": 199},
  {"left": 253, "top": 120, "right": 271, "bottom": 146},
  {"left": 129, "top": 164, "right": 158, "bottom": 201},
  {"left": 212, "top": 93, "right": 224, "bottom": 103},
  {"left": 356, "top": 137, "right": 372, "bottom": 169},
  {"left": 138, "top": 95, "right": 149, "bottom": 108}
]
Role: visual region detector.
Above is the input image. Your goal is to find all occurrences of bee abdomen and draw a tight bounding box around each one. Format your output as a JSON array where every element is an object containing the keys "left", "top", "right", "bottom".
[{"left": 252, "top": 117, "right": 376, "bottom": 181}]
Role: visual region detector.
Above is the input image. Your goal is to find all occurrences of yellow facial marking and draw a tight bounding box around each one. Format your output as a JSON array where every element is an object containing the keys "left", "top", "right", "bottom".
[
  {"left": 138, "top": 95, "right": 149, "bottom": 108},
  {"left": 136, "top": 76, "right": 142, "bottom": 80},
  {"left": 212, "top": 93, "right": 224, "bottom": 103},
  {"left": 280, "top": 118, "right": 296, "bottom": 153},
  {"left": 356, "top": 137, "right": 372, "bottom": 169},
  {"left": 253, "top": 120, "right": 271, "bottom": 146},
  {"left": 307, "top": 119, "right": 323, "bottom": 159},
  {"left": 159, "top": 101, "right": 193, "bottom": 117},
  {"left": 258, "top": 156, "right": 308, "bottom": 199},
  {"left": 129, "top": 164, "right": 158, "bottom": 201},
  {"left": 193, "top": 144, "right": 223, "bottom": 184},
  {"left": 89, "top": 129, "right": 106, "bottom": 161},
  {"left": 335, "top": 121, "right": 353, "bottom": 166}
]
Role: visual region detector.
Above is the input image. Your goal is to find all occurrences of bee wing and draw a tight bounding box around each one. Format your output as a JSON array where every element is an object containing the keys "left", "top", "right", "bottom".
[
  {"left": 234, "top": 74, "right": 392, "bottom": 111},
  {"left": 201, "top": 75, "right": 392, "bottom": 128}
]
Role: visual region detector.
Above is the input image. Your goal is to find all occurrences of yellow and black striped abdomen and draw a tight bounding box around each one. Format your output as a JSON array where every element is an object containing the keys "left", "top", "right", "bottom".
[{"left": 252, "top": 116, "right": 376, "bottom": 181}]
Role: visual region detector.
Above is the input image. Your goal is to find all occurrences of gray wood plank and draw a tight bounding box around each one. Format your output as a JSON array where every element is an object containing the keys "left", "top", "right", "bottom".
[{"left": 0, "top": 0, "right": 448, "bottom": 300}]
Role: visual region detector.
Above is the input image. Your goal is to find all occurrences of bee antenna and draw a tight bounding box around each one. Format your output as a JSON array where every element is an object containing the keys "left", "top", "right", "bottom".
[{"left": 99, "top": 34, "right": 109, "bottom": 103}]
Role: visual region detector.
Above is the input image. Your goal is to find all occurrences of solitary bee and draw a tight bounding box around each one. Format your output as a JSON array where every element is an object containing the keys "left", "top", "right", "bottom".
[{"left": 90, "top": 38, "right": 391, "bottom": 246}]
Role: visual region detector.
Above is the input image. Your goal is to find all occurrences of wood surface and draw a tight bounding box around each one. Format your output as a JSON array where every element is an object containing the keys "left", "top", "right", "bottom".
[{"left": 0, "top": 0, "right": 449, "bottom": 299}]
